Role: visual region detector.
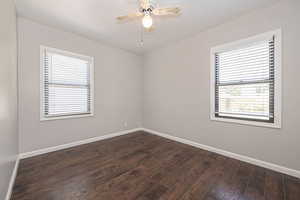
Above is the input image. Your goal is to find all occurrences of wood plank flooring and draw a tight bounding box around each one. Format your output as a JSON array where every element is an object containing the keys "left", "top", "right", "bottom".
[{"left": 11, "top": 131, "right": 300, "bottom": 200}]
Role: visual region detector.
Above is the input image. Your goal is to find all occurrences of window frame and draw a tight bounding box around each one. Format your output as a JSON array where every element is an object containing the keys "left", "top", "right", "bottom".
[
  {"left": 40, "top": 46, "right": 94, "bottom": 121},
  {"left": 210, "top": 30, "right": 282, "bottom": 128}
]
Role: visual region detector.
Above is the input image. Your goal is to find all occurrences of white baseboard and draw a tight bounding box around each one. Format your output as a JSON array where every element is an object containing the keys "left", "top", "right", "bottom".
[
  {"left": 19, "top": 128, "right": 143, "bottom": 159},
  {"left": 142, "top": 128, "right": 300, "bottom": 179},
  {"left": 5, "top": 156, "right": 20, "bottom": 200}
]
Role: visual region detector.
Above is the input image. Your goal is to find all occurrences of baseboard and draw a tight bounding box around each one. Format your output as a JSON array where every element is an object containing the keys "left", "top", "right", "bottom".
[
  {"left": 5, "top": 156, "right": 20, "bottom": 200},
  {"left": 142, "top": 128, "right": 300, "bottom": 179},
  {"left": 19, "top": 128, "right": 143, "bottom": 159}
]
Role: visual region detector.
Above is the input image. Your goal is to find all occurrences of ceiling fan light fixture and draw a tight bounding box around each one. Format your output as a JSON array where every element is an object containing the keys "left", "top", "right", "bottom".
[{"left": 142, "top": 14, "right": 153, "bottom": 28}]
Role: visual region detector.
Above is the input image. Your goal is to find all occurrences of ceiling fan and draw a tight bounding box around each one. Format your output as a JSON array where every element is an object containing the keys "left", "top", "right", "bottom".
[{"left": 116, "top": 0, "right": 181, "bottom": 30}]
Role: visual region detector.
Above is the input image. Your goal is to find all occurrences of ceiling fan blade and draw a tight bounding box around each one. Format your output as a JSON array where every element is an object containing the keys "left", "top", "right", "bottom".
[
  {"left": 153, "top": 7, "right": 181, "bottom": 16},
  {"left": 116, "top": 12, "right": 143, "bottom": 21}
]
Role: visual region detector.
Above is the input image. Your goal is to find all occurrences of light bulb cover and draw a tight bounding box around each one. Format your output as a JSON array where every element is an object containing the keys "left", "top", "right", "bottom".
[{"left": 142, "top": 14, "right": 153, "bottom": 28}]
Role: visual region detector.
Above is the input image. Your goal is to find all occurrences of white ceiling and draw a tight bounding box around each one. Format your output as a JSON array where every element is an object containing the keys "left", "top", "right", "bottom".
[{"left": 16, "top": 0, "right": 279, "bottom": 54}]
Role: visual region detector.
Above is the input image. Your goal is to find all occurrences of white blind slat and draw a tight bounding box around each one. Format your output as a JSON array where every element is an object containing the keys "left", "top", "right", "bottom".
[
  {"left": 215, "top": 38, "right": 275, "bottom": 122},
  {"left": 43, "top": 49, "right": 92, "bottom": 118}
]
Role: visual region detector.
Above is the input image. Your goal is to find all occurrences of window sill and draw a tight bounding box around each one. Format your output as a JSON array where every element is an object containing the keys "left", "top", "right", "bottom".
[
  {"left": 40, "top": 113, "right": 94, "bottom": 122},
  {"left": 211, "top": 116, "right": 281, "bottom": 129}
]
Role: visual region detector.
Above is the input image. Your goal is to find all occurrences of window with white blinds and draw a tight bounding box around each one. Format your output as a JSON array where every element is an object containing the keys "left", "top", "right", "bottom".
[
  {"left": 41, "top": 46, "right": 94, "bottom": 120},
  {"left": 211, "top": 30, "right": 282, "bottom": 128}
]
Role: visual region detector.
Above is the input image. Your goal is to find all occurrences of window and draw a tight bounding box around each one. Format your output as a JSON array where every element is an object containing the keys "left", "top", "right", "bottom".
[
  {"left": 40, "top": 46, "right": 94, "bottom": 120},
  {"left": 211, "top": 30, "right": 281, "bottom": 128}
]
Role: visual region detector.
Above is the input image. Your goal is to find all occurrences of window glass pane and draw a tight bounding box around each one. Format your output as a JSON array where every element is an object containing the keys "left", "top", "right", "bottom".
[
  {"left": 49, "top": 53, "right": 89, "bottom": 85},
  {"left": 218, "top": 41, "right": 270, "bottom": 84},
  {"left": 218, "top": 83, "right": 270, "bottom": 120},
  {"left": 48, "top": 85, "right": 89, "bottom": 116}
]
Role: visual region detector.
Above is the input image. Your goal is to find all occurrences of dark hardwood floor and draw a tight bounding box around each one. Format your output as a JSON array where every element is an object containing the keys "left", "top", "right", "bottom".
[{"left": 11, "top": 131, "right": 300, "bottom": 200}]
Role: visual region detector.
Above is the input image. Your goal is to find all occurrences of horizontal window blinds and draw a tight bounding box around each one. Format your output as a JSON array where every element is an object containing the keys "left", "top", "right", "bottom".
[
  {"left": 43, "top": 51, "right": 92, "bottom": 118},
  {"left": 215, "top": 37, "right": 275, "bottom": 122}
]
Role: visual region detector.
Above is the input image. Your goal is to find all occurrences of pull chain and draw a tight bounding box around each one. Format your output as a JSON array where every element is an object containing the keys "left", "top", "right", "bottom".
[{"left": 140, "top": 24, "right": 144, "bottom": 46}]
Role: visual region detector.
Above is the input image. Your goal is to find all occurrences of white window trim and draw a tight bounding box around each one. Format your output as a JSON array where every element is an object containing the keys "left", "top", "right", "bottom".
[
  {"left": 210, "top": 29, "right": 282, "bottom": 129},
  {"left": 40, "top": 46, "right": 95, "bottom": 121}
]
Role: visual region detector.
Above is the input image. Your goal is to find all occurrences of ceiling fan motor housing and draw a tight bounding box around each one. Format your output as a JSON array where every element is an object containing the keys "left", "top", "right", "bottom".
[
  {"left": 140, "top": 0, "right": 156, "bottom": 15},
  {"left": 141, "top": 6, "right": 154, "bottom": 13}
]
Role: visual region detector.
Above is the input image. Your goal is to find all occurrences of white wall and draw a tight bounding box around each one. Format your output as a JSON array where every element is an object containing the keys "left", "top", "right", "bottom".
[
  {"left": 16, "top": 0, "right": 300, "bottom": 174},
  {"left": 143, "top": 0, "right": 300, "bottom": 171},
  {"left": 18, "top": 18, "right": 143, "bottom": 153},
  {"left": 0, "top": 0, "right": 18, "bottom": 198}
]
